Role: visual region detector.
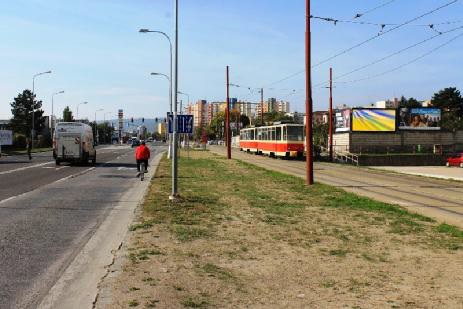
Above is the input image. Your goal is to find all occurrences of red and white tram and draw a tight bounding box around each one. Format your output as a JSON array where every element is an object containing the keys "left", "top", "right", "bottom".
[{"left": 239, "top": 123, "right": 305, "bottom": 158}]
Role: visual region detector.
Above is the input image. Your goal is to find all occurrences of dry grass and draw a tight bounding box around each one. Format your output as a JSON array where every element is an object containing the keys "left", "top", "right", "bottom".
[{"left": 98, "top": 151, "right": 463, "bottom": 308}]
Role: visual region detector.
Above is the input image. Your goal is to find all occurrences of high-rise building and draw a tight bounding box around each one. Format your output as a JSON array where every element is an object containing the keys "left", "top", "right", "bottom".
[
  {"left": 207, "top": 102, "right": 221, "bottom": 124},
  {"left": 276, "top": 100, "right": 290, "bottom": 113},
  {"left": 239, "top": 102, "right": 254, "bottom": 118},
  {"left": 267, "top": 98, "right": 277, "bottom": 113},
  {"left": 192, "top": 100, "right": 208, "bottom": 128}
]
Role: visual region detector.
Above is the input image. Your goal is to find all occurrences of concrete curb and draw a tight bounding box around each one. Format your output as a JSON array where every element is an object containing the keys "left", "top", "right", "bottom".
[{"left": 37, "top": 152, "right": 165, "bottom": 309}]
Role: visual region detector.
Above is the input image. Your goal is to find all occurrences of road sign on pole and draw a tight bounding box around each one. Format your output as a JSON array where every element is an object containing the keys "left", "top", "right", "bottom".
[
  {"left": 178, "top": 115, "right": 193, "bottom": 134},
  {"left": 168, "top": 114, "right": 193, "bottom": 134}
]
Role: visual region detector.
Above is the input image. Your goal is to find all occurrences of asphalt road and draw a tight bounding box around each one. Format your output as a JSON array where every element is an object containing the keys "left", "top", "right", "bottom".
[
  {"left": 210, "top": 146, "right": 463, "bottom": 228},
  {"left": 0, "top": 144, "right": 165, "bottom": 309}
]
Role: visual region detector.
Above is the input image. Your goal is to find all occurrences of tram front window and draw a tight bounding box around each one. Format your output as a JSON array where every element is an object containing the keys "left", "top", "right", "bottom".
[{"left": 287, "top": 126, "right": 304, "bottom": 141}]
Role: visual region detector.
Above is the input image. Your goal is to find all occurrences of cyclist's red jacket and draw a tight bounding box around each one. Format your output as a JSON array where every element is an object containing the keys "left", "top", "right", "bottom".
[{"left": 135, "top": 145, "right": 151, "bottom": 160}]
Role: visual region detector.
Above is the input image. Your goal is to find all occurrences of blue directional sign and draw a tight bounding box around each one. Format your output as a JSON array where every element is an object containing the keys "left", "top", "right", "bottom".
[
  {"left": 167, "top": 113, "right": 194, "bottom": 134},
  {"left": 178, "top": 115, "right": 194, "bottom": 134},
  {"left": 167, "top": 112, "right": 173, "bottom": 134}
]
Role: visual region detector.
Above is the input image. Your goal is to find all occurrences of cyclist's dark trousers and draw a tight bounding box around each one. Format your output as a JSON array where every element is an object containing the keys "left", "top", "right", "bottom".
[{"left": 136, "top": 159, "right": 149, "bottom": 172}]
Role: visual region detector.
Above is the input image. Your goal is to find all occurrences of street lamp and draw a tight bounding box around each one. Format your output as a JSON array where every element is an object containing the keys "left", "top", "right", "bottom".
[
  {"left": 103, "top": 112, "right": 112, "bottom": 144},
  {"left": 95, "top": 108, "right": 104, "bottom": 144},
  {"left": 76, "top": 101, "right": 88, "bottom": 120},
  {"left": 177, "top": 91, "right": 189, "bottom": 114},
  {"left": 140, "top": 28, "right": 173, "bottom": 159},
  {"left": 51, "top": 90, "right": 64, "bottom": 137},
  {"left": 31, "top": 70, "right": 52, "bottom": 148}
]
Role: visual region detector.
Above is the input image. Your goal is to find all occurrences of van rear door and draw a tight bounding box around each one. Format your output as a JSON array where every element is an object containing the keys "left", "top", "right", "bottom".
[{"left": 58, "top": 135, "right": 81, "bottom": 158}]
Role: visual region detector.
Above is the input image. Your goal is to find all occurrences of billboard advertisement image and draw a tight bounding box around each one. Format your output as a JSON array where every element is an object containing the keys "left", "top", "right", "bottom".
[
  {"left": 352, "top": 109, "right": 396, "bottom": 132},
  {"left": 399, "top": 108, "right": 441, "bottom": 130},
  {"left": 335, "top": 109, "right": 351, "bottom": 133}
]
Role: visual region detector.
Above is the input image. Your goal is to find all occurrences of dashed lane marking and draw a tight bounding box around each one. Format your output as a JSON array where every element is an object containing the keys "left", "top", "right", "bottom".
[{"left": 0, "top": 161, "right": 54, "bottom": 176}]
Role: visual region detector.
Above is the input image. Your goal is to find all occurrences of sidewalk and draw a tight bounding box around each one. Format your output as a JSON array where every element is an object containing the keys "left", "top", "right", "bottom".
[{"left": 370, "top": 166, "right": 463, "bottom": 182}]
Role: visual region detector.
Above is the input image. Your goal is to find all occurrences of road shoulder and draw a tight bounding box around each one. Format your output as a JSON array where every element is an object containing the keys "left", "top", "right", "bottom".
[{"left": 37, "top": 152, "right": 164, "bottom": 309}]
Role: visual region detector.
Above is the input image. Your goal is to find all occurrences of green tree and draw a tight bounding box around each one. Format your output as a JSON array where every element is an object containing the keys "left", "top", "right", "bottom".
[
  {"left": 10, "top": 89, "right": 45, "bottom": 137},
  {"left": 96, "top": 122, "right": 114, "bottom": 144},
  {"left": 63, "top": 106, "right": 73, "bottom": 122},
  {"left": 431, "top": 87, "right": 463, "bottom": 131},
  {"left": 398, "top": 96, "right": 421, "bottom": 108},
  {"left": 209, "top": 111, "right": 226, "bottom": 140},
  {"left": 256, "top": 111, "right": 293, "bottom": 125},
  {"left": 313, "top": 123, "right": 329, "bottom": 147}
]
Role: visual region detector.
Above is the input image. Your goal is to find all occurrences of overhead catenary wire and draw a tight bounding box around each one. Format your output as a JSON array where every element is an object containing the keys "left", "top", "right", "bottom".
[
  {"left": 313, "top": 25, "right": 463, "bottom": 87},
  {"left": 311, "top": 15, "right": 463, "bottom": 28},
  {"left": 333, "top": 31, "right": 463, "bottom": 85},
  {"left": 262, "top": 0, "right": 460, "bottom": 88},
  {"left": 353, "top": 0, "right": 398, "bottom": 19}
]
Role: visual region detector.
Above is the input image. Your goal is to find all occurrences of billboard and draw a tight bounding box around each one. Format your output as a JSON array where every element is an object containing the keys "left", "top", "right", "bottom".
[
  {"left": 399, "top": 108, "right": 441, "bottom": 130},
  {"left": 352, "top": 109, "right": 396, "bottom": 132},
  {"left": 335, "top": 109, "right": 351, "bottom": 133},
  {"left": 0, "top": 130, "right": 13, "bottom": 145}
]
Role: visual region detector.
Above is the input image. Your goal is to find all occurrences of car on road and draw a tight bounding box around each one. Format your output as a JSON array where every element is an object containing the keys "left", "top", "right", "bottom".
[
  {"left": 446, "top": 153, "right": 463, "bottom": 167},
  {"left": 131, "top": 139, "right": 141, "bottom": 148},
  {"left": 54, "top": 122, "right": 96, "bottom": 165}
]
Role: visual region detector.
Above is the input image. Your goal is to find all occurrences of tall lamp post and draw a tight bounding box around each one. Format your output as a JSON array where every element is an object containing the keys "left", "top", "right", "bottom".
[
  {"left": 76, "top": 101, "right": 88, "bottom": 120},
  {"left": 177, "top": 91, "right": 189, "bottom": 114},
  {"left": 32, "top": 70, "right": 52, "bottom": 148},
  {"left": 150, "top": 72, "right": 172, "bottom": 156},
  {"left": 139, "top": 28, "right": 173, "bottom": 159},
  {"left": 103, "top": 112, "right": 112, "bottom": 144},
  {"left": 51, "top": 90, "right": 64, "bottom": 137},
  {"left": 95, "top": 108, "right": 104, "bottom": 144},
  {"left": 171, "top": 0, "right": 179, "bottom": 199}
]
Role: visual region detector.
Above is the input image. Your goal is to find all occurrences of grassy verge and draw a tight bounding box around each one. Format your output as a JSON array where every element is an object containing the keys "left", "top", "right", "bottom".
[{"left": 109, "top": 150, "right": 463, "bottom": 308}]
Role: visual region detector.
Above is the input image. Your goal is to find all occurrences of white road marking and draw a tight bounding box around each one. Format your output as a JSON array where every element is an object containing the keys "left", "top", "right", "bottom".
[
  {"left": 0, "top": 167, "right": 96, "bottom": 205},
  {"left": 117, "top": 167, "right": 137, "bottom": 171},
  {"left": 0, "top": 161, "right": 54, "bottom": 176}
]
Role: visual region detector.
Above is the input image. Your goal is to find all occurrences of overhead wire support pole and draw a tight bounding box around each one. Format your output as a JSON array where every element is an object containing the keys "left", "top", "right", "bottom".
[
  {"left": 305, "top": 0, "right": 314, "bottom": 185},
  {"left": 226, "top": 66, "right": 231, "bottom": 159},
  {"left": 260, "top": 88, "right": 264, "bottom": 126},
  {"left": 329, "top": 67, "right": 333, "bottom": 163}
]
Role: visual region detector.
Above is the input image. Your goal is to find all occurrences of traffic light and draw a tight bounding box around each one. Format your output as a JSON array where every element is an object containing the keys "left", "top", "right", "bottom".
[
  {"left": 131, "top": 117, "right": 133, "bottom": 123},
  {"left": 142, "top": 117, "right": 144, "bottom": 123}
]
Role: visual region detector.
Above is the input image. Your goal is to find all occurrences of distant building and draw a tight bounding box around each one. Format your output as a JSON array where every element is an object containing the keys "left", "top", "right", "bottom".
[
  {"left": 313, "top": 111, "right": 329, "bottom": 124},
  {"left": 421, "top": 100, "right": 432, "bottom": 107},
  {"left": 158, "top": 122, "right": 166, "bottom": 136},
  {"left": 192, "top": 100, "right": 208, "bottom": 128},
  {"left": 0, "top": 119, "right": 10, "bottom": 130},
  {"left": 239, "top": 102, "right": 254, "bottom": 118},
  {"left": 276, "top": 100, "right": 290, "bottom": 113},
  {"left": 207, "top": 102, "right": 220, "bottom": 124}
]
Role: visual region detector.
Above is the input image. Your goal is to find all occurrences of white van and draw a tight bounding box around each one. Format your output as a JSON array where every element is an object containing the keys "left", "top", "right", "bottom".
[{"left": 54, "top": 122, "right": 96, "bottom": 165}]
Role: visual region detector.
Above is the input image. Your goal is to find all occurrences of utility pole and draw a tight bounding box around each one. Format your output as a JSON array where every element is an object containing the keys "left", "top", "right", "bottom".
[
  {"left": 226, "top": 66, "right": 231, "bottom": 159},
  {"left": 329, "top": 67, "right": 334, "bottom": 162},
  {"left": 260, "top": 88, "right": 264, "bottom": 126},
  {"left": 305, "top": 0, "right": 314, "bottom": 185}
]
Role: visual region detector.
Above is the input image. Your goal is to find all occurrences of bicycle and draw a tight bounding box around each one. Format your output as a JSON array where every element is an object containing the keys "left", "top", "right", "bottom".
[{"left": 140, "top": 161, "right": 146, "bottom": 181}]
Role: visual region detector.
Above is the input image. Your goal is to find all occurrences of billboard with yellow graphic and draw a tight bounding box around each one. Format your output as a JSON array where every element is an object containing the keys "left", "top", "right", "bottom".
[{"left": 352, "top": 109, "right": 396, "bottom": 132}]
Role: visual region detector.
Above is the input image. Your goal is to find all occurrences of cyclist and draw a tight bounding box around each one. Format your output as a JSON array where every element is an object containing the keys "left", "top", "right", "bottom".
[{"left": 135, "top": 140, "right": 150, "bottom": 177}]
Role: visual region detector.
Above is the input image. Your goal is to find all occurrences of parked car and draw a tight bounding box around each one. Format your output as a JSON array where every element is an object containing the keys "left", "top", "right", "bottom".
[{"left": 446, "top": 153, "right": 463, "bottom": 167}]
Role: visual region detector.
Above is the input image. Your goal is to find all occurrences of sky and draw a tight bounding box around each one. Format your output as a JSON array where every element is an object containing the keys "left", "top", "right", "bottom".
[{"left": 0, "top": 0, "right": 462, "bottom": 121}]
